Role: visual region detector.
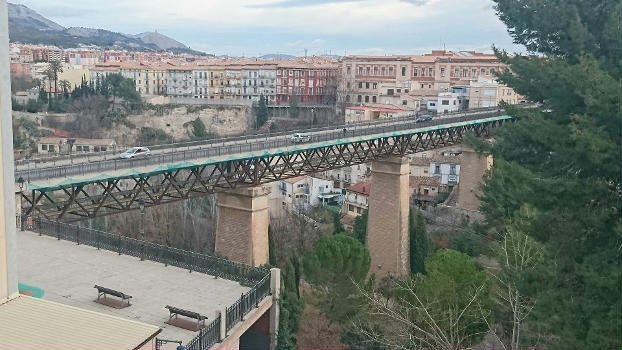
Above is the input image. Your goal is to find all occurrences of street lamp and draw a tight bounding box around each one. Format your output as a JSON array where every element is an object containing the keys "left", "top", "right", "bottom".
[
  {"left": 17, "top": 176, "right": 24, "bottom": 231},
  {"left": 138, "top": 199, "right": 145, "bottom": 261}
]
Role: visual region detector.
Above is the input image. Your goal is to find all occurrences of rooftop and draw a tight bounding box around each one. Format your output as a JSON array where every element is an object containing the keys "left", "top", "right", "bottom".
[
  {"left": 0, "top": 295, "right": 161, "bottom": 350},
  {"left": 17, "top": 230, "right": 249, "bottom": 348},
  {"left": 346, "top": 181, "right": 370, "bottom": 195},
  {"left": 410, "top": 175, "right": 441, "bottom": 187}
]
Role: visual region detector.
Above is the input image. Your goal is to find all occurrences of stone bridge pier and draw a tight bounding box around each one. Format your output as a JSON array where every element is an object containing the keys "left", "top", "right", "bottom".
[
  {"left": 215, "top": 185, "right": 271, "bottom": 267},
  {"left": 367, "top": 156, "right": 410, "bottom": 278}
]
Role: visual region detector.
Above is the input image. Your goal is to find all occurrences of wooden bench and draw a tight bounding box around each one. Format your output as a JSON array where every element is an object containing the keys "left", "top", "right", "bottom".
[
  {"left": 165, "top": 305, "right": 207, "bottom": 330},
  {"left": 94, "top": 285, "right": 132, "bottom": 308}
]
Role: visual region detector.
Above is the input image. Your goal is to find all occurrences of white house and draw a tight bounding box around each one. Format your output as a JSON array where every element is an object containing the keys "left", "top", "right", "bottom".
[{"left": 436, "top": 92, "right": 460, "bottom": 114}]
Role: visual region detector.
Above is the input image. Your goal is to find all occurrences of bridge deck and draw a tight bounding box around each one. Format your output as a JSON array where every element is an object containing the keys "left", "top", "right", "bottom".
[{"left": 26, "top": 115, "right": 510, "bottom": 192}]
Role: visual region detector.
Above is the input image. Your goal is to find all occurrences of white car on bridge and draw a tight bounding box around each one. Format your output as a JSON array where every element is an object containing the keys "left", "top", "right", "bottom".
[
  {"left": 119, "top": 147, "right": 151, "bottom": 159},
  {"left": 291, "top": 133, "right": 310, "bottom": 143}
]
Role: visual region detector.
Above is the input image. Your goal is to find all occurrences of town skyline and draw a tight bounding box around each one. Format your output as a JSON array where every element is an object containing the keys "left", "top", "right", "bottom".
[{"left": 14, "top": 0, "right": 524, "bottom": 56}]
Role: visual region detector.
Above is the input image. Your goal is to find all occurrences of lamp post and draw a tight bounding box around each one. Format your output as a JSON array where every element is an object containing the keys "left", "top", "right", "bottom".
[
  {"left": 138, "top": 199, "right": 145, "bottom": 261},
  {"left": 17, "top": 176, "right": 24, "bottom": 231}
]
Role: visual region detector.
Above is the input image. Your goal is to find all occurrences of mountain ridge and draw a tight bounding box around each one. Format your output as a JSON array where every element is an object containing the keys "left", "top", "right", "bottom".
[{"left": 7, "top": 2, "right": 204, "bottom": 55}]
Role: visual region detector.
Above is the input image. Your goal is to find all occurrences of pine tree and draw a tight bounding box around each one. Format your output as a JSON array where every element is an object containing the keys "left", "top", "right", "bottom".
[
  {"left": 480, "top": 0, "right": 622, "bottom": 348},
  {"left": 352, "top": 210, "right": 368, "bottom": 244},
  {"left": 409, "top": 209, "right": 429, "bottom": 275}
]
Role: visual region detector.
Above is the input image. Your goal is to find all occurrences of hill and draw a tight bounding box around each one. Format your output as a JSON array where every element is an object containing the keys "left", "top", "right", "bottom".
[{"left": 7, "top": 3, "right": 204, "bottom": 55}]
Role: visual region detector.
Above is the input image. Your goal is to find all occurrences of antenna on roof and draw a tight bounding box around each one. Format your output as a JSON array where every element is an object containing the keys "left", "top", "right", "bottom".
[{"left": 305, "top": 48, "right": 307, "bottom": 58}]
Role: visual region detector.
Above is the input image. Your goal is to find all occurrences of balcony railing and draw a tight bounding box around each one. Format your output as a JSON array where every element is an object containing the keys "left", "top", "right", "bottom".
[{"left": 22, "top": 217, "right": 269, "bottom": 286}]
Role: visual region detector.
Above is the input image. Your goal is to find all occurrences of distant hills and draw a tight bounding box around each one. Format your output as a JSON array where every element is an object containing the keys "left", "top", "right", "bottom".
[
  {"left": 7, "top": 3, "right": 205, "bottom": 55},
  {"left": 260, "top": 54, "right": 296, "bottom": 59}
]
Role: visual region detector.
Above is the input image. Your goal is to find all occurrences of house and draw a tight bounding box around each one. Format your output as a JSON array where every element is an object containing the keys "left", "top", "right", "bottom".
[
  {"left": 269, "top": 175, "right": 342, "bottom": 218},
  {"left": 38, "top": 137, "right": 116, "bottom": 154},
  {"left": 410, "top": 176, "right": 442, "bottom": 205},
  {"left": 342, "top": 181, "right": 370, "bottom": 217}
]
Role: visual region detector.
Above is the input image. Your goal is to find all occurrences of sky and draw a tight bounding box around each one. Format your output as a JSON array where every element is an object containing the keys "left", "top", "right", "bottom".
[{"left": 17, "top": 0, "right": 524, "bottom": 57}]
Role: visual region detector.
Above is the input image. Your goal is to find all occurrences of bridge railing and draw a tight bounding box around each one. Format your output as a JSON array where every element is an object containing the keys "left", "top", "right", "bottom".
[
  {"left": 16, "top": 109, "right": 507, "bottom": 183},
  {"left": 15, "top": 106, "right": 505, "bottom": 170},
  {"left": 23, "top": 217, "right": 269, "bottom": 286}
]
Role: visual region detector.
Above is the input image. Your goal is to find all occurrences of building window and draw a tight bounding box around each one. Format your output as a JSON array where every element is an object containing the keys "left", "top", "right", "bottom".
[
  {"left": 349, "top": 204, "right": 354, "bottom": 212},
  {"left": 49, "top": 145, "right": 55, "bottom": 152},
  {"left": 389, "top": 66, "right": 394, "bottom": 75},
  {"left": 440, "top": 67, "right": 445, "bottom": 77},
  {"left": 413, "top": 68, "right": 418, "bottom": 77},
  {"left": 365, "top": 82, "right": 370, "bottom": 89},
  {"left": 358, "top": 67, "right": 363, "bottom": 75},
  {"left": 41, "top": 144, "right": 48, "bottom": 150},
  {"left": 381, "top": 67, "right": 386, "bottom": 75},
  {"left": 387, "top": 89, "right": 394, "bottom": 96},
  {"left": 372, "top": 96, "right": 377, "bottom": 102},
  {"left": 396, "top": 88, "right": 401, "bottom": 93},
  {"left": 358, "top": 82, "right": 363, "bottom": 88},
  {"left": 346, "top": 95, "right": 350, "bottom": 102},
  {"left": 373, "top": 67, "right": 378, "bottom": 75},
  {"left": 402, "top": 100, "right": 407, "bottom": 105},
  {"left": 450, "top": 164, "right": 456, "bottom": 175},
  {"left": 442, "top": 100, "right": 450, "bottom": 105},
  {"left": 365, "top": 96, "right": 369, "bottom": 102},
  {"left": 405, "top": 89, "right": 409, "bottom": 93},
  {"left": 366, "top": 67, "right": 370, "bottom": 75},
  {"left": 435, "top": 165, "right": 440, "bottom": 174},
  {"left": 346, "top": 66, "right": 351, "bottom": 74},
  {"left": 372, "top": 82, "right": 377, "bottom": 89},
  {"left": 401, "top": 67, "right": 406, "bottom": 76},
  {"left": 357, "top": 95, "right": 362, "bottom": 102}
]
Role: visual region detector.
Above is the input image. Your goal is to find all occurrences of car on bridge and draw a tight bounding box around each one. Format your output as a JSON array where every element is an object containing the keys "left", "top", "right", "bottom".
[
  {"left": 291, "top": 133, "right": 310, "bottom": 143},
  {"left": 119, "top": 147, "right": 151, "bottom": 159},
  {"left": 415, "top": 115, "right": 433, "bottom": 123}
]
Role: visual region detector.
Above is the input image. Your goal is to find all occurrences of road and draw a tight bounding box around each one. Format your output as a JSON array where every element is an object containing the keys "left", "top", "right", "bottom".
[{"left": 16, "top": 107, "right": 505, "bottom": 183}]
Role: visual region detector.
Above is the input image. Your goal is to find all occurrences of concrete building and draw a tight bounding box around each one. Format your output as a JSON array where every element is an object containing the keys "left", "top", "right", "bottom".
[
  {"left": 38, "top": 137, "right": 116, "bottom": 155},
  {"left": 242, "top": 63, "right": 276, "bottom": 103},
  {"left": 166, "top": 67, "right": 193, "bottom": 97},
  {"left": 436, "top": 92, "right": 460, "bottom": 114},
  {"left": 342, "top": 181, "right": 370, "bottom": 217},
  {"left": 344, "top": 105, "right": 411, "bottom": 123},
  {"left": 276, "top": 57, "right": 339, "bottom": 105},
  {"left": 469, "top": 76, "right": 523, "bottom": 108},
  {"left": 192, "top": 68, "right": 210, "bottom": 98},
  {"left": 321, "top": 163, "right": 371, "bottom": 189},
  {"left": 340, "top": 50, "right": 506, "bottom": 110},
  {"left": 269, "top": 175, "right": 341, "bottom": 217}
]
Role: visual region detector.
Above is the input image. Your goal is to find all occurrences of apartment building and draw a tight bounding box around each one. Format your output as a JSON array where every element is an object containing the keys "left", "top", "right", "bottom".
[
  {"left": 269, "top": 175, "right": 341, "bottom": 218},
  {"left": 242, "top": 62, "right": 277, "bottom": 102},
  {"left": 340, "top": 50, "right": 509, "bottom": 110},
  {"left": 192, "top": 67, "right": 210, "bottom": 98},
  {"left": 67, "top": 50, "right": 100, "bottom": 66},
  {"left": 166, "top": 66, "right": 193, "bottom": 97},
  {"left": 469, "top": 76, "right": 524, "bottom": 107},
  {"left": 276, "top": 58, "right": 339, "bottom": 105}
]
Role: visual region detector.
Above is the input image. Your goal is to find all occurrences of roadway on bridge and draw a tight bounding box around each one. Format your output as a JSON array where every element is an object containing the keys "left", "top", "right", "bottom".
[{"left": 18, "top": 108, "right": 507, "bottom": 189}]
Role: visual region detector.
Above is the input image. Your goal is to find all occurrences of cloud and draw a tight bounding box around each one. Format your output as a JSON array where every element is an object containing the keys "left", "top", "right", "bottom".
[{"left": 246, "top": 0, "right": 363, "bottom": 8}]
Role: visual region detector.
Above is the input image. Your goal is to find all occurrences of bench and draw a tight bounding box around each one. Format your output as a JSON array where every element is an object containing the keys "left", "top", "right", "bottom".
[
  {"left": 94, "top": 285, "right": 132, "bottom": 307},
  {"left": 165, "top": 305, "right": 207, "bottom": 329}
]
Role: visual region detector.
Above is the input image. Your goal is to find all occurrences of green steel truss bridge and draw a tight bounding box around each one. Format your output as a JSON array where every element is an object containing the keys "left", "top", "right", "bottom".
[{"left": 18, "top": 109, "right": 512, "bottom": 222}]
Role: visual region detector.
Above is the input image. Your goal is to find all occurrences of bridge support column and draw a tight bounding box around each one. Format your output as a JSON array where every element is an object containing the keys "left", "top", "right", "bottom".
[
  {"left": 367, "top": 156, "right": 410, "bottom": 278},
  {"left": 215, "top": 185, "right": 270, "bottom": 267},
  {"left": 456, "top": 146, "right": 492, "bottom": 211}
]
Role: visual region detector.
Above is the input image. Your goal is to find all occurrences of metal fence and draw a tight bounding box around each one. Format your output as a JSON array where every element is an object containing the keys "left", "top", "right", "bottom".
[
  {"left": 16, "top": 107, "right": 509, "bottom": 182},
  {"left": 23, "top": 217, "right": 269, "bottom": 286},
  {"left": 185, "top": 314, "right": 222, "bottom": 350},
  {"left": 225, "top": 274, "right": 271, "bottom": 334}
]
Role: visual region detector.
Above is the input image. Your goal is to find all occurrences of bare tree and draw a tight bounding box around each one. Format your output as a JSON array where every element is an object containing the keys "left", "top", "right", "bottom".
[
  {"left": 355, "top": 279, "right": 492, "bottom": 350},
  {"left": 485, "top": 227, "right": 543, "bottom": 350}
]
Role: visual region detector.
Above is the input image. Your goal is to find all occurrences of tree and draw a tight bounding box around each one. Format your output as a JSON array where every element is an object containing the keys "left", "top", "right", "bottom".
[
  {"left": 409, "top": 209, "right": 429, "bottom": 274},
  {"left": 356, "top": 249, "right": 492, "bottom": 350},
  {"left": 58, "top": 80, "right": 71, "bottom": 99},
  {"left": 190, "top": 117, "right": 208, "bottom": 138},
  {"left": 487, "top": 220, "right": 544, "bottom": 350},
  {"left": 47, "top": 60, "right": 63, "bottom": 101},
  {"left": 277, "top": 259, "right": 303, "bottom": 350},
  {"left": 303, "top": 234, "right": 371, "bottom": 324},
  {"left": 352, "top": 209, "right": 368, "bottom": 244},
  {"left": 289, "top": 94, "right": 299, "bottom": 118},
  {"left": 256, "top": 94, "right": 269, "bottom": 128},
  {"left": 478, "top": 0, "right": 622, "bottom": 348}
]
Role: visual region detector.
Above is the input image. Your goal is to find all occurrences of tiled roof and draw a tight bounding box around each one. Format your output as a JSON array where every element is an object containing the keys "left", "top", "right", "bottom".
[
  {"left": 347, "top": 181, "right": 370, "bottom": 195},
  {"left": 410, "top": 176, "right": 441, "bottom": 187}
]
